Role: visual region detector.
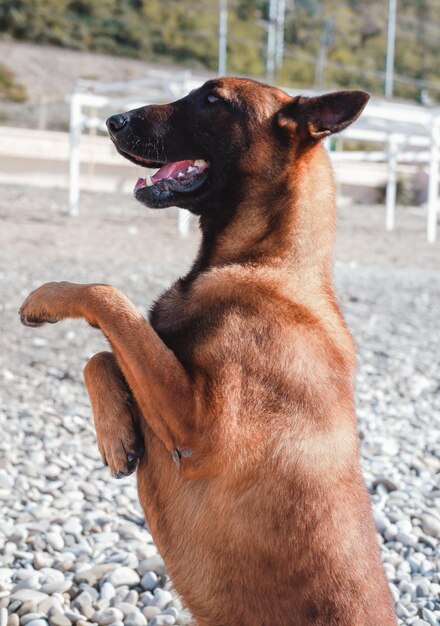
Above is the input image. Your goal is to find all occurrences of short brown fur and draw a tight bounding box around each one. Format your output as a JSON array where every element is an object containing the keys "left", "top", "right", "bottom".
[{"left": 20, "top": 78, "right": 397, "bottom": 626}]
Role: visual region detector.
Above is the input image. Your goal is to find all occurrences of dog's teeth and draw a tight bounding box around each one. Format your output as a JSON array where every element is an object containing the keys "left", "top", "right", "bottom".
[
  {"left": 194, "top": 159, "right": 207, "bottom": 167},
  {"left": 146, "top": 175, "right": 153, "bottom": 187},
  {"left": 177, "top": 172, "right": 185, "bottom": 178},
  {"left": 187, "top": 166, "right": 196, "bottom": 173}
]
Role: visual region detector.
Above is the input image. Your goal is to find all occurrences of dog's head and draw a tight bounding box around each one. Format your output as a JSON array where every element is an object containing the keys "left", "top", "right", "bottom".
[{"left": 107, "top": 78, "right": 368, "bottom": 214}]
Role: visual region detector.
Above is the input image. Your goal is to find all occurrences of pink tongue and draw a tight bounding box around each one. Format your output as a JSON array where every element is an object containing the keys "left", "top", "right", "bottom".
[
  {"left": 151, "top": 160, "right": 195, "bottom": 183},
  {"left": 135, "top": 177, "right": 146, "bottom": 190}
]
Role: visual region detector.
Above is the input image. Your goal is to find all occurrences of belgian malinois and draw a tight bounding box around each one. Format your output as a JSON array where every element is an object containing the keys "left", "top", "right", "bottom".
[{"left": 20, "top": 78, "right": 397, "bottom": 626}]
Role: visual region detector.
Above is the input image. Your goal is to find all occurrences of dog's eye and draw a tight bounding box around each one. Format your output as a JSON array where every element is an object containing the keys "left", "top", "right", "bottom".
[{"left": 206, "top": 94, "right": 220, "bottom": 104}]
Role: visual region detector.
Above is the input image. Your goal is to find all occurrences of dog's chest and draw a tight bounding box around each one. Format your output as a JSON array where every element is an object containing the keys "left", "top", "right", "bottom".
[{"left": 148, "top": 281, "right": 196, "bottom": 361}]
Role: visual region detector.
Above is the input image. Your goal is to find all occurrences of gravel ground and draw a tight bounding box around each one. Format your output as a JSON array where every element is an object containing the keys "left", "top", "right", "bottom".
[{"left": 0, "top": 184, "right": 439, "bottom": 626}]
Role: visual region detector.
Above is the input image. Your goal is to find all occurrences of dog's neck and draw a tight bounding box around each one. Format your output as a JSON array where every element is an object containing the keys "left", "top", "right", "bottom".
[{"left": 193, "top": 143, "right": 336, "bottom": 289}]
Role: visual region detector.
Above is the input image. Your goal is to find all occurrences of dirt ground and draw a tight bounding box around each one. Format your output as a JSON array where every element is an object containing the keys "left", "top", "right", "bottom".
[{"left": 0, "top": 185, "right": 439, "bottom": 269}]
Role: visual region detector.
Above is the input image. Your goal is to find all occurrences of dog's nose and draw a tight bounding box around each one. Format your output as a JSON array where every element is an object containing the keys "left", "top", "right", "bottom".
[{"left": 106, "top": 113, "right": 128, "bottom": 134}]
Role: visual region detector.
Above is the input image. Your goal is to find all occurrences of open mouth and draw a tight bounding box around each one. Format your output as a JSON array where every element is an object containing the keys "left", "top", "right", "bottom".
[{"left": 133, "top": 158, "right": 210, "bottom": 195}]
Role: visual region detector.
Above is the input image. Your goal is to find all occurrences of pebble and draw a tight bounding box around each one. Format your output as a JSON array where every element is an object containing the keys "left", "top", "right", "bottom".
[
  {"left": 416, "top": 580, "right": 431, "bottom": 597},
  {"left": 74, "top": 564, "right": 116, "bottom": 586},
  {"left": 62, "top": 519, "right": 82, "bottom": 535},
  {"left": 45, "top": 533, "right": 65, "bottom": 552},
  {"left": 33, "top": 554, "right": 53, "bottom": 570},
  {"left": 17, "top": 602, "right": 38, "bottom": 617},
  {"left": 149, "top": 589, "right": 173, "bottom": 610},
  {"left": 92, "top": 609, "right": 124, "bottom": 625},
  {"left": 20, "top": 615, "right": 45, "bottom": 626},
  {"left": 373, "top": 510, "right": 390, "bottom": 533},
  {"left": 48, "top": 616, "right": 72, "bottom": 626},
  {"left": 124, "top": 612, "right": 147, "bottom": 626},
  {"left": 72, "top": 590, "right": 92, "bottom": 611},
  {"left": 64, "top": 611, "right": 86, "bottom": 624},
  {"left": 12, "top": 573, "right": 40, "bottom": 591},
  {"left": 105, "top": 568, "right": 140, "bottom": 588},
  {"left": 7, "top": 615, "right": 19, "bottom": 626},
  {"left": 0, "top": 473, "right": 13, "bottom": 490},
  {"left": 396, "top": 603, "right": 411, "bottom": 618},
  {"left": 420, "top": 514, "right": 440, "bottom": 539},
  {"left": 421, "top": 608, "right": 437, "bottom": 626},
  {"left": 10, "top": 590, "right": 48, "bottom": 604},
  {"left": 149, "top": 617, "right": 175, "bottom": 626},
  {"left": 163, "top": 608, "right": 179, "bottom": 620},
  {"left": 396, "top": 531, "right": 418, "bottom": 548},
  {"left": 100, "top": 582, "right": 116, "bottom": 601},
  {"left": 124, "top": 590, "right": 138, "bottom": 605},
  {"left": 141, "top": 571, "right": 158, "bottom": 591},
  {"left": 38, "top": 598, "right": 63, "bottom": 614},
  {"left": 32, "top": 337, "right": 47, "bottom": 348},
  {"left": 39, "top": 567, "right": 64, "bottom": 584},
  {"left": 141, "top": 607, "right": 161, "bottom": 620},
  {"left": 114, "top": 603, "right": 138, "bottom": 617},
  {"left": 41, "top": 580, "right": 72, "bottom": 595},
  {"left": 138, "top": 555, "right": 166, "bottom": 577},
  {"left": 420, "top": 560, "right": 435, "bottom": 575}
]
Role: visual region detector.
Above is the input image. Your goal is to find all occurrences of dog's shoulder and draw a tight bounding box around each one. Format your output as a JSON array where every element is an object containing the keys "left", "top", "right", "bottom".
[
  {"left": 150, "top": 264, "right": 354, "bottom": 382},
  {"left": 151, "top": 264, "right": 304, "bottom": 332}
]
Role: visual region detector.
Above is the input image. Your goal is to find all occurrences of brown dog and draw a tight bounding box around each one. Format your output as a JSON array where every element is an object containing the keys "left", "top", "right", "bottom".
[{"left": 20, "top": 78, "right": 397, "bottom": 626}]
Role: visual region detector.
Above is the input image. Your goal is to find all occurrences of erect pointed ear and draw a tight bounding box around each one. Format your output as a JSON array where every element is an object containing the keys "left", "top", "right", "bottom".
[{"left": 278, "top": 90, "right": 369, "bottom": 139}]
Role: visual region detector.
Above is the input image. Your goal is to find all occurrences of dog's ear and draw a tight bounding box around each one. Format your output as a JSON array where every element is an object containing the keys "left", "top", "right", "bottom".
[{"left": 278, "top": 91, "right": 369, "bottom": 139}]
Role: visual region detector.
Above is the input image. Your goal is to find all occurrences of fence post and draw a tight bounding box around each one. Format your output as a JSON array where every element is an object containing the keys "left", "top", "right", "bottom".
[
  {"left": 386, "top": 135, "right": 398, "bottom": 231},
  {"left": 178, "top": 210, "right": 190, "bottom": 237},
  {"left": 427, "top": 120, "right": 439, "bottom": 243},
  {"left": 69, "top": 92, "right": 82, "bottom": 216}
]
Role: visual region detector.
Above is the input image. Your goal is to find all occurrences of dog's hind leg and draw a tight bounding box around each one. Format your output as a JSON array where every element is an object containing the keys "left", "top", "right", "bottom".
[{"left": 84, "top": 351, "right": 145, "bottom": 478}]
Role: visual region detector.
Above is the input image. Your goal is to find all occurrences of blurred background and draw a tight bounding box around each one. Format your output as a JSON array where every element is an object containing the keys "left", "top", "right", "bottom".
[
  {"left": 1, "top": 0, "right": 440, "bottom": 106},
  {"left": 0, "top": 0, "right": 439, "bottom": 238},
  {"left": 0, "top": 3, "right": 439, "bottom": 626}
]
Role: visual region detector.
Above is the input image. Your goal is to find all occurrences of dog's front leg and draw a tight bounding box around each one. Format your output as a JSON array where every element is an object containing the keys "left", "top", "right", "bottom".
[
  {"left": 84, "top": 350, "right": 145, "bottom": 478},
  {"left": 19, "top": 282, "right": 200, "bottom": 470}
]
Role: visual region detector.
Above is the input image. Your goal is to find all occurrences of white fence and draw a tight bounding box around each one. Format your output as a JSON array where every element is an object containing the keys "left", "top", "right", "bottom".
[
  {"left": 68, "top": 69, "right": 440, "bottom": 242},
  {"left": 331, "top": 99, "right": 440, "bottom": 243}
]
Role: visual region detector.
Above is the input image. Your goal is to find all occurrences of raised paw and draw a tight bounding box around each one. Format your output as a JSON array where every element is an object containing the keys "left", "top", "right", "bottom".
[
  {"left": 19, "top": 282, "right": 78, "bottom": 327},
  {"left": 20, "top": 311, "right": 59, "bottom": 327}
]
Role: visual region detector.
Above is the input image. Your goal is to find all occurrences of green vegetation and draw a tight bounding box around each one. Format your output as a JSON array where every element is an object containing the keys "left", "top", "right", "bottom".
[
  {"left": 0, "top": 62, "right": 27, "bottom": 101},
  {"left": 0, "top": 0, "right": 439, "bottom": 101}
]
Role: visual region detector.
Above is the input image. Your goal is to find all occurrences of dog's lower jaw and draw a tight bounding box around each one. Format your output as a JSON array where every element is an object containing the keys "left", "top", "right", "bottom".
[{"left": 133, "top": 169, "right": 211, "bottom": 209}]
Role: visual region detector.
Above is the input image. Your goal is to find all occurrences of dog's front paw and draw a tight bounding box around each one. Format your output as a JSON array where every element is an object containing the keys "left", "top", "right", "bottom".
[
  {"left": 19, "top": 282, "right": 76, "bottom": 327},
  {"left": 20, "top": 308, "right": 59, "bottom": 327}
]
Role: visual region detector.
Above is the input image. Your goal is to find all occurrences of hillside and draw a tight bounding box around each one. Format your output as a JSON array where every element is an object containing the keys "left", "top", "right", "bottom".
[{"left": 0, "top": 40, "right": 182, "bottom": 103}]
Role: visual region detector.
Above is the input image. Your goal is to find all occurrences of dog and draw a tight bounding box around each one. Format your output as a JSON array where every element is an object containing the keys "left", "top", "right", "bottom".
[{"left": 20, "top": 77, "right": 397, "bottom": 626}]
